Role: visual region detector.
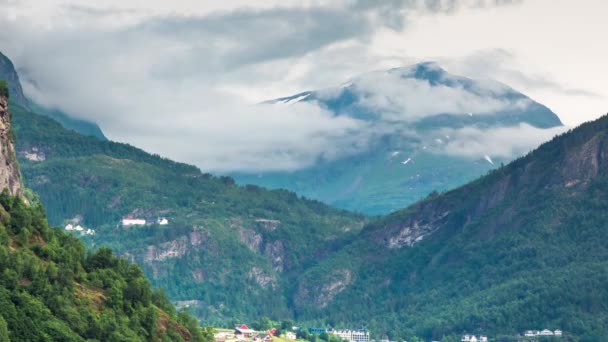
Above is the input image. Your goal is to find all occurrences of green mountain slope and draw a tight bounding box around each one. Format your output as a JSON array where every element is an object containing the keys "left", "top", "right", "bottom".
[
  {"left": 0, "top": 52, "right": 365, "bottom": 324},
  {"left": 0, "top": 194, "right": 205, "bottom": 341},
  {"left": 0, "top": 87, "right": 204, "bottom": 342},
  {"left": 8, "top": 92, "right": 365, "bottom": 324},
  {"left": 292, "top": 114, "right": 608, "bottom": 341}
]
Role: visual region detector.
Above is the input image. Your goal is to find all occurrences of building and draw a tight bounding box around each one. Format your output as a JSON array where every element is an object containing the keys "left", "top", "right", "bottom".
[
  {"left": 235, "top": 324, "right": 256, "bottom": 338},
  {"left": 285, "top": 332, "right": 297, "bottom": 340},
  {"left": 540, "top": 329, "right": 554, "bottom": 336},
  {"left": 122, "top": 218, "right": 146, "bottom": 226},
  {"left": 157, "top": 217, "right": 169, "bottom": 225},
  {"left": 328, "top": 329, "right": 370, "bottom": 342},
  {"left": 309, "top": 328, "right": 327, "bottom": 335},
  {"left": 554, "top": 330, "right": 563, "bottom": 336},
  {"left": 254, "top": 334, "right": 272, "bottom": 342},
  {"left": 461, "top": 335, "right": 486, "bottom": 342}
]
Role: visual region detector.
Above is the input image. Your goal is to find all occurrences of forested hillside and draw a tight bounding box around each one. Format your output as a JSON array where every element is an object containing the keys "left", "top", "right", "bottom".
[
  {"left": 0, "top": 84, "right": 205, "bottom": 341},
  {"left": 8, "top": 92, "right": 365, "bottom": 323},
  {"left": 0, "top": 192, "right": 206, "bottom": 341},
  {"left": 291, "top": 114, "right": 608, "bottom": 341}
]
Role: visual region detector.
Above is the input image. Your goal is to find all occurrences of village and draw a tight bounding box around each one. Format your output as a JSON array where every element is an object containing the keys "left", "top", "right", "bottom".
[
  {"left": 213, "top": 325, "right": 371, "bottom": 342},
  {"left": 209, "top": 324, "right": 567, "bottom": 342}
]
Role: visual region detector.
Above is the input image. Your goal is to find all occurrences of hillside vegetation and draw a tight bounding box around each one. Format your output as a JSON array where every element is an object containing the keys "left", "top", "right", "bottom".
[
  {"left": 291, "top": 114, "right": 608, "bottom": 341},
  {"left": 0, "top": 191, "right": 207, "bottom": 341},
  {"left": 9, "top": 101, "right": 365, "bottom": 323}
]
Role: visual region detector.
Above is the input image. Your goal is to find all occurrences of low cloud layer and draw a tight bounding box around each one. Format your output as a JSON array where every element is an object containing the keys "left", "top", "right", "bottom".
[
  {"left": 0, "top": 0, "right": 566, "bottom": 172},
  {"left": 435, "top": 123, "right": 567, "bottom": 159}
]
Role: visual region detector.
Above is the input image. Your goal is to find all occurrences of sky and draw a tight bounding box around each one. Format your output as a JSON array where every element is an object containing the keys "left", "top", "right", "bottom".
[{"left": 0, "top": 0, "right": 606, "bottom": 172}]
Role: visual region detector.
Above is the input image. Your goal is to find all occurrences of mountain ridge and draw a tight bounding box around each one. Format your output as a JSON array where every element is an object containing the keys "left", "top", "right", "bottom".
[{"left": 291, "top": 113, "right": 608, "bottom": 340}]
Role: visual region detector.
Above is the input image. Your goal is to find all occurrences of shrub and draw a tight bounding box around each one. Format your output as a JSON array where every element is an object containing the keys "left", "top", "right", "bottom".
[{"left": 0, "top": 81, "right": 8, "bottom": 99}]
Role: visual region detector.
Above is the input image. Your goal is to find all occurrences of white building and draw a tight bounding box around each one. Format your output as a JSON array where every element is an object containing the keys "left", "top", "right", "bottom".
[
  {"left": 122, "top": 218, "right": 146, "bottom": 226},
  {"left": 157, "top": 217, "right": 169, "bottom": 225},
  {"left": 461, "top": 335, "right": 486, "bottom": 342},
  {"left": 328, "top": 329, "right": 370, "bottom": 342},
  {"left": 285, "top": 332, "right": 297, "bottom": 340},
  {"left": 540, "top": 329, "right": 554, "bottom": 336},
  {"left": 554, "top": 330, "right": 563, "bottom": 336}
]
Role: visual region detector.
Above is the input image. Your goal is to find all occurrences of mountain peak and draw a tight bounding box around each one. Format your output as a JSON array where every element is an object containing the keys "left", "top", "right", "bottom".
[{"left": 388, "top": 61, "right": 446, "bottom": 81}]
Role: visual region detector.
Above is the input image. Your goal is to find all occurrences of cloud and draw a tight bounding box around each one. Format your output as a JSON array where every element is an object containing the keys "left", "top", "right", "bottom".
[
  {"left": 432, "top": 123, "right": 567, "bottom": 159},
  {"left": 0, "top": 0, "right": 528, "bottom": 172},
  {"left": 443, "top": 49, "right": 602, "bottom": 98}
]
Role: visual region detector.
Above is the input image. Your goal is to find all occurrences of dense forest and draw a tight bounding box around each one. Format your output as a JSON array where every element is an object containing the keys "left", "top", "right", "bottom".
[
  {"left": 291, "top": 114, "right": 608, "bottom": 341},
  {"left": 9, "top": 101, "right": 365, "bottom": 323},
  {"left": 0, "top": 190, "right": 210, "bottom": 341}
]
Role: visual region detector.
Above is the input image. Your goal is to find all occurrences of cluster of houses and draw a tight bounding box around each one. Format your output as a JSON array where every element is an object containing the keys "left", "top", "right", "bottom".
[
  {"left": 461, "top": 330, "right": 563, "bottom": 342},
  {"left": 524, "top": 330, "right": 562, "bottom": 337},
  {"left": 309, "top": 328, "right": 370, "bottom": 342},
  {"left": 121, "top": 217, "right": 169, "bottom": 227},
  {"left": 64, "top": 224, "right": 95, "bottom": 236},
  {"left": 214, "top": 325, "right": 371, "bottom": 342},
  {"left": 215, "top": 324, "right": 296, "bottom": 342}
]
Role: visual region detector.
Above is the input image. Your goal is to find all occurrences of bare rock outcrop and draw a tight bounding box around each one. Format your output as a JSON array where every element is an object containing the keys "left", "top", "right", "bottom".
[{"left": 0, "top": 95, "right": 23, "bottom": 196}]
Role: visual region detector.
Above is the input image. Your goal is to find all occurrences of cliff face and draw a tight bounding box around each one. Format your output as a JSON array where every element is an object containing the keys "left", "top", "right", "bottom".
[{"left": 0, "top": 95, "right": 23, "bottom": 196}]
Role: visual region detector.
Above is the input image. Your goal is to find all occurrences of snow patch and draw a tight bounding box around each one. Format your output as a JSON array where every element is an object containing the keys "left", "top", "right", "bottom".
[
  {"left": 484, "top": 155, "right": 494, "bottom": 165},
  {"left": 282, "top": 93, "right": 310, "bottom": 104},
  {"left": 401, "top": 158, "right": 412, "bottom": 165}
]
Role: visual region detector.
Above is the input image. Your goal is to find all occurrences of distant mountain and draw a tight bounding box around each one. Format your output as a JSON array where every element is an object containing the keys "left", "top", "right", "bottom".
[
  {"left": 0, "top": 51, "right": 106, "bottom": 140},
  {"left": 292, "top": 113, "right": 608, "bottom": 340},
  {"left": 233, "top": 62, "right": 563, "bottom": 215}
]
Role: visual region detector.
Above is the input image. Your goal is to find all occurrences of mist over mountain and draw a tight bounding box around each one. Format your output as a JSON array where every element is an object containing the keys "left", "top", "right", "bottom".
[
  {"left": 0, "top": 52, "right": 106, "bottom": 140},
  {"left": 234, "top": 62, "right": 564, "bottom": 214}
]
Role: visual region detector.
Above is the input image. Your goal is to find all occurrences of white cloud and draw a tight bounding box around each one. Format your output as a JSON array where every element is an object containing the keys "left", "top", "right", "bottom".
[
  {"left": 433, "top": 123, "right": 567, "bottom": 159},
  {"left": 0, "top": 0, "right": 584, "bottom": 172}
]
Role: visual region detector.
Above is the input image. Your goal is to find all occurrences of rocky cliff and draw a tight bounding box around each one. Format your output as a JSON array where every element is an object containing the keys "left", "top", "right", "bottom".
[{"left": 0, "top": 92, "right": 23, "bottom": 196}]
